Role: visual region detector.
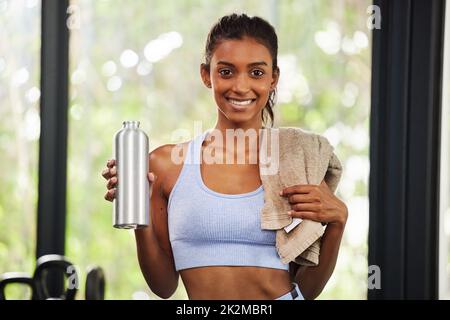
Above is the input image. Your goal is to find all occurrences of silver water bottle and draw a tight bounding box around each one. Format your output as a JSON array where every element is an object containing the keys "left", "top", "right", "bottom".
[{"left": 113, "top": 121, "right": 149, "bottom": 229}]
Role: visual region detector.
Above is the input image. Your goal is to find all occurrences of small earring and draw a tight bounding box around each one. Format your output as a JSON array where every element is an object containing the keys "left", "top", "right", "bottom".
[{"left": 206, "top": 83, "right": 211, "bottom": 88}]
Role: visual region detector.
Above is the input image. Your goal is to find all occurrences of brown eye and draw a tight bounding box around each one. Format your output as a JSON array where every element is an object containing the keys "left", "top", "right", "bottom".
[
  {"left": 219, "top": 69, "right": 232, "bottom": 77},
  {"left": 251, "top": 69, "right": 264, "bottom": 77}
]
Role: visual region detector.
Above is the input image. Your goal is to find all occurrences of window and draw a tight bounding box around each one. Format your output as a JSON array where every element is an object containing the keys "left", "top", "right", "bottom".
[{"left": 0, "top": 0, "right": 41, "bottom": 299}]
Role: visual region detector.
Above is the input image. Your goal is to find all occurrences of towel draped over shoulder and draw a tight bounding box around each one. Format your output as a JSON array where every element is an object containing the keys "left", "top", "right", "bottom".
[{"left": 258, "top": 127, "right": 343, "bottom": 266}]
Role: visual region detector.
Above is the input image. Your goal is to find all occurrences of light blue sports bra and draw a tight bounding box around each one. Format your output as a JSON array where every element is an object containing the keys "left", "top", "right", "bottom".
[{"left": 168, "top": 130, "right": 289, "bottom": 272}]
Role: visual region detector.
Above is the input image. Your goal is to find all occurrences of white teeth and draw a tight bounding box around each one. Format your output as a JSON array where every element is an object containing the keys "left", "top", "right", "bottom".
[{"left": 228, "top": 99, "right": 254, "bottom": 106}]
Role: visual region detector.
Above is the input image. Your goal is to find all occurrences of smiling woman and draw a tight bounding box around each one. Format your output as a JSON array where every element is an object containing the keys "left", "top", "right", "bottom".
[
  {"left": 100, "top": 13, "right": 348, "bottom": 301},
  {"left": 67, "top": 0, "right": 371, "bottom": 300}
]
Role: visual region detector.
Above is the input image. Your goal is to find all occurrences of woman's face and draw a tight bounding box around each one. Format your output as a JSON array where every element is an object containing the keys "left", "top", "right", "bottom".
[{"left": 201, "top": 36, "right": 279, "bottom": 127}]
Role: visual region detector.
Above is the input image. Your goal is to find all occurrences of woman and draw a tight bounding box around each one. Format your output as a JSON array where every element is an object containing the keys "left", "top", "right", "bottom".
[{"left": 102, "top": 13, "right": 348, "bottom": 300}]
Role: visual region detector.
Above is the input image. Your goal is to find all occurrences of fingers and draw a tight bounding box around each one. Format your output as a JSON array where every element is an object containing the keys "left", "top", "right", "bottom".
[
  {"left": 289, "top": 202, "right": 321, "bottom": 212},
  {"left": 101, "top": 166, "right": 117, "bottom": 180},
  {"left": 102, "top": 159, "right": 116, "bottom": 179},
  {"left": 103, "top": 159, "right": 117, "bottom": 202},
  {"left": 280, "top": 184, "right": 315, "bottom": 196},
  {"left": 103, "top": 163, "right": 153, "bottom": 203},
  {"left": 107, "top": 159, "right": 116, "bottom": 168},
  {"left": 287, "top": 210, "right": 317, "bottom": 220},
  {"left": 101, "top": 168, "right": 109, "bottom": 179},
  {"left": 287, "top": 194, "right": 320, "bottom": 204},
  {"left": 287, "top": 210, "right": 328, "bottom": 226},
  {"left": 107, "top": 177, "right": 118, "bottom": 189},
  {"left": 104, "top": 188, "right": 116, "bottom": 202}
]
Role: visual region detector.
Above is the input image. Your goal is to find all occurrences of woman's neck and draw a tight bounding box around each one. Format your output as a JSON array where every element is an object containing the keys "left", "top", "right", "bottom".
[
  {"left": 202, "top": 123, "right": 265, "bottom": 165},
  {"left": 213, "top": 117, "right": 265, "bottom": 135}
]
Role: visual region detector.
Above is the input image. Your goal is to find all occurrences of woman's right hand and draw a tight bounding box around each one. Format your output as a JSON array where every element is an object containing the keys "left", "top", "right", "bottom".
[
  {"left": 102, "top": 159, "right": 118, "bottom": 202},
  {"left": 102, "top": 159, "right": 156, "bottom": 202}
]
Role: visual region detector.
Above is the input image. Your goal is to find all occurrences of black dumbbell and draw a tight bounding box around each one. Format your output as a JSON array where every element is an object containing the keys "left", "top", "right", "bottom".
[
  {"left": 0, "top": 272, "right": 37, "bottom": 300},
  {"left": 33, "top": 254, "right": 78, "bottom": 300},
  {"left": 85, "top": 266, "right": 105, "bottom": 300}
]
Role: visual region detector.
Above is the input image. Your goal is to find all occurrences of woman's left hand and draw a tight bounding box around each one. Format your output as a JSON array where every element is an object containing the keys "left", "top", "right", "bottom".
[{"left": 280, "top": 180, "right": 348, "bottom": 228}]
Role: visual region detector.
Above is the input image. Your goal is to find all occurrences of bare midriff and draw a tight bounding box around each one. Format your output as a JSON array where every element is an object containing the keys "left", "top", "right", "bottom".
[{"left": 180, "top": 266, "right": 293, "bottom": 300}]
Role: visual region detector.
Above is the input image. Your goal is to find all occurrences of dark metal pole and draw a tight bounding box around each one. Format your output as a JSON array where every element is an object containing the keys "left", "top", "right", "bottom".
[{"left": 36, "top": 0, "right": 69, "bottom": 291}]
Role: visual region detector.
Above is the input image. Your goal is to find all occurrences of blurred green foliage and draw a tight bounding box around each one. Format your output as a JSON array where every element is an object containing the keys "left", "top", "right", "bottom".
[{"left": 0, "top": 0, "right": 41, "bottom": 298}]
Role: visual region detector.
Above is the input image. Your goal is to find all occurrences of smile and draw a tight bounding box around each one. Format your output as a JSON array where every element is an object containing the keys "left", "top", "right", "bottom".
[{"left": 226, "top": 98, "right": 256, "bottom": 106}]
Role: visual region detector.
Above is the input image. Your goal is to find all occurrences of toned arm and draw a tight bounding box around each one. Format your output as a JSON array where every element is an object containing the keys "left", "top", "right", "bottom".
[{"left": 134, "top": 145, "right": 179, "bottom": 299}]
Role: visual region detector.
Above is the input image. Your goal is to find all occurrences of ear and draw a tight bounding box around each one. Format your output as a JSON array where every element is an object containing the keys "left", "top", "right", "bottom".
[
  {"left": 200, "top": 63, "right": 212, "bottom": 88},
  {"left": 270, "top": 66, "right": 280, "bottom": 91}
]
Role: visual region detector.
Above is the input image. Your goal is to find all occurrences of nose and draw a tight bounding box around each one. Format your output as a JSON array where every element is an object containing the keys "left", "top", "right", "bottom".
[{"left": 231, "top": 73, "right": 250, "bottom": 94}]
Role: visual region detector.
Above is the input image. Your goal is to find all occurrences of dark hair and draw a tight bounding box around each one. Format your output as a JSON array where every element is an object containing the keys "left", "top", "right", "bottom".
[{"left": 203, "top": 13, "right": 279, "bottom": 128}]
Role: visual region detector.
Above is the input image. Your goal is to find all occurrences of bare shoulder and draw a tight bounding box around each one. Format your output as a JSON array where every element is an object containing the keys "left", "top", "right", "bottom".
[
  {"left": 149, "top": 141, "right": 190, "bottom": 198},
  {"left": 149, "top": 142, "right": 189, "bottom": 172}
]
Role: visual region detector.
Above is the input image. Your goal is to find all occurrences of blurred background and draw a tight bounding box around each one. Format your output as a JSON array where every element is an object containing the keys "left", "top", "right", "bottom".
[{"left": 0, "top": 0, "right": 448, "bottom": 300}]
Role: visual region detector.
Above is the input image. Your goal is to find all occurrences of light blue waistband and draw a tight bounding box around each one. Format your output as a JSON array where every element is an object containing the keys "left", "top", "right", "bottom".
[{"left": 275, "top": 282, "right": 304, "bottom": 300}]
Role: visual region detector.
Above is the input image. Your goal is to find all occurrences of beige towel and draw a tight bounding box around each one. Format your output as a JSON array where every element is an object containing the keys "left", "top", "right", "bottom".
[{"left": 259, "top": 127, "right": 343, "bottom": 266}]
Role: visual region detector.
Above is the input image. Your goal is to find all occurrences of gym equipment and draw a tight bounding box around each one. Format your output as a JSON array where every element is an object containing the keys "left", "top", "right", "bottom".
[
  {"left": 85, "top": 266, "right": 105, "bottom": 300},
  {"left": 33, "top": 254, "right": 78, "bottom": 300},
  {"left": 1, "top": 255, "right": 106, "bottom": 300},
  {"left": 0, "top": 272, "right": 36, "bottom": 300}
]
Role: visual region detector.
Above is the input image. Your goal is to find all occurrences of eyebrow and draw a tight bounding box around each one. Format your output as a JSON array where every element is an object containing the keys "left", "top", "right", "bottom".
[{"left": 216, "top": 61, "right": 268, "bottom": 68}]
